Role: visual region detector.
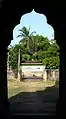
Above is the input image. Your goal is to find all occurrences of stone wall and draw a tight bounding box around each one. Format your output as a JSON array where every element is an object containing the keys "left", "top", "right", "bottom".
[
  {"left": 7, "top": 68, "right": 59, "bottom": 81},
  {"left": 7, "top": 69, "right": 18, "bottom": 79},
  {"left": 43, "top": 69, "right": 59, "bottom": 81}
]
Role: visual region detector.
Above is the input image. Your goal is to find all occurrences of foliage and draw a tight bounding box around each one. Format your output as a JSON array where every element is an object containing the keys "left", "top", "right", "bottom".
[
  {"left": 42, "top": 56, "right": 60, "bottom": 69},
  {"left": 17, "top": 26, "right": 36, "bottom": 54},
  {"left": 42, "top": 40, "right": 60, "bottom": 69},
  {"left": 8, "top": 44, "right": 20, "bottom": 69},
  {"left": 8, "top": 26, "right": 60, "bottom": 69}
]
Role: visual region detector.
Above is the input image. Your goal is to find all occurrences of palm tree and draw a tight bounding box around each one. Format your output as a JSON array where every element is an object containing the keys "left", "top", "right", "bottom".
[{"left": 17, "top": 26, "right": 36, "bottom": 56}]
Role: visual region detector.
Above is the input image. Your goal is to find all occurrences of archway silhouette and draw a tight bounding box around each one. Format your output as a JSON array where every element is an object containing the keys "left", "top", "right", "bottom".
[
  {"left": 7, "top": 9, "right": 59, "bottom": 117},
  {"left": 1, "top": 1, "right": 66, "bottom": 118}
]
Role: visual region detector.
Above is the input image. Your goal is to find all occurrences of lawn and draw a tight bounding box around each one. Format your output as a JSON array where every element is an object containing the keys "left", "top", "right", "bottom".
[
  {"left": 8, "top": 78, "right": 58, "bottom": 98},
  {"left": 8, "top": 79, "right": 59, "bottom": 113}
]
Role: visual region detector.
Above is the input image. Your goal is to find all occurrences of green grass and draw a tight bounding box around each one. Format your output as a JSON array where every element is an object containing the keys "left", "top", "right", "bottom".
[
  {"left": 8, "top": 88, "right": 24, "bottom": 98},
  {"left": 8, "top": 79, "right": 58, "bottom": 98}
]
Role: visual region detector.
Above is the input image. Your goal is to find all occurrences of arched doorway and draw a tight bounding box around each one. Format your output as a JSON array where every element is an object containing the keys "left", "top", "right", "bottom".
[
  {"left": 7, "top": 8, "right": 59, "bottom": 116},
  {"left": 1, "top": 1, "right": 66, "bottom": 118}
]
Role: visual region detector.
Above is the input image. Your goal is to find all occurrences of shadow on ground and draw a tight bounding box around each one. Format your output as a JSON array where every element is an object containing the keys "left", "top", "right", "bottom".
[{"left": 8, "top": 81, "right": 59, "bottom": 115}]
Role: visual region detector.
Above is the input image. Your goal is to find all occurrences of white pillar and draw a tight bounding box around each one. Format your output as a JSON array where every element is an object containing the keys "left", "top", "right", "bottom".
[
  {"left": 18, "top": 48, "right": 20, "bottom": 79},
  {"left": 18, "top": 71, "right": 20, "bottom": 80},
  {"left": 43, "top": 70, "right": 47, "bottom": 81},
  {"left": 53, "top": 70, "right": 56, "bottom": 80}
]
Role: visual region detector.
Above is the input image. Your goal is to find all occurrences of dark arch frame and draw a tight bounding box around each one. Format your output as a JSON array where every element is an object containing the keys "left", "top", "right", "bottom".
[{"left": 0, "top": 1, "right": 66, "bottom": 118}]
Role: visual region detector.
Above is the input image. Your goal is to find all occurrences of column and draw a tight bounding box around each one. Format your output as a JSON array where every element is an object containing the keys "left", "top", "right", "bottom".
[
  {"left": 43, "top": 70, "right": 47, "bottom": 81},
  {"left": 55, "top": 22, "right": 66, "bottom": 118},
  {"left": 0, "top": 48, "right": 9, "bottom": 115}
]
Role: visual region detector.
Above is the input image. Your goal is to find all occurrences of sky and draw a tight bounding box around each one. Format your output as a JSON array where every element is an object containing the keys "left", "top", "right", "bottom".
[{"left": 9, "top": 9, "right": 54, "bottom": 47}]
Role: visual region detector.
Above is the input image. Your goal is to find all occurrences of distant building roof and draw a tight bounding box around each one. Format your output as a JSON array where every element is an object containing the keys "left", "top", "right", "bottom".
[
  {"left": 22, "top": 60, "right": 41, "bottom": 63},
  {"left": 21, "top": 63, "right": 42, "bottom": 65}
]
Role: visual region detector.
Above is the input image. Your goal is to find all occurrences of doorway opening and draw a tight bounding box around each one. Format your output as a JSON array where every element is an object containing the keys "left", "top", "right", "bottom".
[{"left": 7, "top": 9, "right": 59, "bottom": 114}]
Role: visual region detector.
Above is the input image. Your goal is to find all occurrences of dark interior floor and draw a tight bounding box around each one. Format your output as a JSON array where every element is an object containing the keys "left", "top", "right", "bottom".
[{"left": 9, "top": 84, "right": 59, "bottom": 116}]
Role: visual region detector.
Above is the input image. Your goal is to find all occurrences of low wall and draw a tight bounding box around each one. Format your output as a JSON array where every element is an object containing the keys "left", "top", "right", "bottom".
[
  {"left": 21, "top": 71, "right": 43, "bottom": 79},
  {"left": 43, "top": 69, "right": 59, "bottom": 81},
  {"left": 21, "top": 65, "right": 45, "bottom": 72},
  {"left": 7, "top": 69, "right": 18, "bottom": 79},
  {"left": 7, "top": 68, "right": 59, "bottom": 81}
]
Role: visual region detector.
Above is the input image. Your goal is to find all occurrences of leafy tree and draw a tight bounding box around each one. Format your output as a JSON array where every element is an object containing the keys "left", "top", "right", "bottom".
[
  {"left": 9, "top": 29, "right": 60, "bottom": 69},
  {"left": 42, "top": 56, "right": 60, "bottom": 69},
  {"left": 42, "top": 40, "right": 60, "bottom": 69},
  {"left": 37, "top": 35, "right": 50, "bottom": 51},
  {"left": 17, "top": 26, "right": 36, "bottom": 55},
  {"left": 47, "top": 40, "right": 60, "bottom": 57},
  {"left": 22, "top": 54, "right": 30, "bottom": 61},
  {"left": 9, "top": 44, "right": 20, "bottom": 69},
  {"left": 37, "top": 50, "right": 46, "bottom": 61}
]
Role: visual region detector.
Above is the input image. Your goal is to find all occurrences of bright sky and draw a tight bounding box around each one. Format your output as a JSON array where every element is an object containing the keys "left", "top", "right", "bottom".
[{"left": 9, "top": 9, "right": 54, "bottom": 47}]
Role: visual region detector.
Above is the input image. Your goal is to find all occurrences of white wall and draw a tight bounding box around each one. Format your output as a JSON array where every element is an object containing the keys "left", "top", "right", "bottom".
[{"left": 20, "top": 65, "right": 45, "bottom": 72}]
